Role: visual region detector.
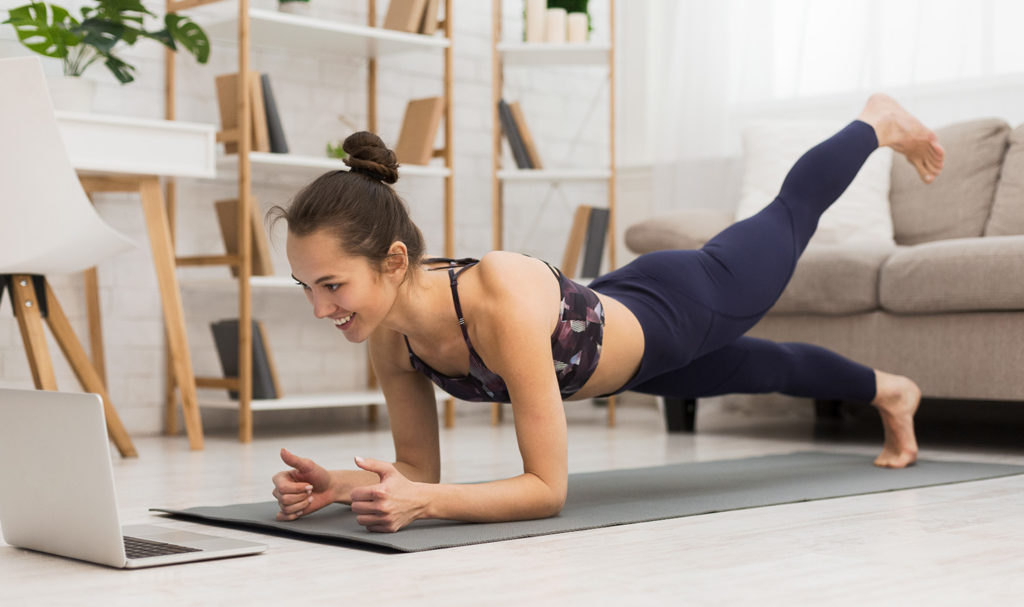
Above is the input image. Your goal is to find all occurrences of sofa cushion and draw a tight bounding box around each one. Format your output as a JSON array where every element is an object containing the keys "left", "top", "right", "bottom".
[
  {"left": 770, "top": 244, "right": 893, "bottom": 315},
  {"left": 985, "top": 122, "right": 1024, "bottom": 236},
  {"left": 624, "top": 209, "right": 735, "bottom": 253},
  {"left": 735, "top": 121, "right": 895, "bottom": 247},
  {"left": 889, "top": 118, "right": 1009, "bottom": 245},
  {"left": 879, "top": 236, "right": 1024, "bottom": 313}
]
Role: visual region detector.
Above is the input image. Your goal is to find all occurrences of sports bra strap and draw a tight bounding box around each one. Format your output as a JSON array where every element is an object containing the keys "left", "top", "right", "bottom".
[
  {"left": 424, "top": 258, "right": 478, "bottom": 344},
  {"left": 423, "top": 257, "right": 479, "bottom": 268},
  {"left": 423, "top": 255, "right": 560, "bottom": 346}
]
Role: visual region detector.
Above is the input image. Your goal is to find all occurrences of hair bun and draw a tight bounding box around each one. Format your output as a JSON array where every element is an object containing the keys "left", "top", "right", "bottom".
[{"left": 342, "top": 131, "right": 400, "bottom": 184}]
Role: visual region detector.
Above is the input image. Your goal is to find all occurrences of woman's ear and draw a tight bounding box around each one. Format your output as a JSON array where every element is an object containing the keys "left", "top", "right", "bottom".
[{"left": 384, "top": 241, "right": 409, "bottom": 277}]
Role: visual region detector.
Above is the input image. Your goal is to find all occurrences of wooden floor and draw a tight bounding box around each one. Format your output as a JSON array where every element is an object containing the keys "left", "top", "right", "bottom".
[{"left": 3, "top": 399, "right": 1024, "bottom": 606}]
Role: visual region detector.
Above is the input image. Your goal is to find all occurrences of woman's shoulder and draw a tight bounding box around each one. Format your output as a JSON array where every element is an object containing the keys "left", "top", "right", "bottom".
[
  {"left": 469, "top": 252, "right": 560, "bottom": 319},
  {"left": 474, "top": 251, "right": 550, "bottom": 287}
]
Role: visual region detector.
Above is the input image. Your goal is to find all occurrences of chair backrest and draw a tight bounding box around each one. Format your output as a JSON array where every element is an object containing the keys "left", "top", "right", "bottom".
[{"left": 0, "top": 56, "right": 134, "bottom": 275}]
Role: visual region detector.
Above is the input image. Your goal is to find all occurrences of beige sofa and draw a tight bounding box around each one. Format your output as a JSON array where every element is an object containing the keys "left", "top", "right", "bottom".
[{"left": 625, "top": 118, "right": 1024, "bottom": 431}]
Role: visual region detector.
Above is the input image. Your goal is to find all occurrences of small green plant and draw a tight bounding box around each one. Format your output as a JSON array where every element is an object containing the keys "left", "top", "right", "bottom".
[
  {"left": 3, "top": 1, "right": 210, "bottom": 84},
  {"left": 326, "top": 141, "right": 348, "bottom": 160}
]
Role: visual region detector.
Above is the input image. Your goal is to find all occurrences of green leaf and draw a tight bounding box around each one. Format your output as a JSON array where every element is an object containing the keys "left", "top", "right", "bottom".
[
  {"left": 73, "top": 17, "right": 123, "bottom": 55},
  {"left": 140, "top": 27, "right": 175, "bottom": 50},
  {"left": 93, "top": 0, "right": 153, "bottom": 22},
  {"left": 165, "top": 14, "right": 210, "bottom": 63},
  {"left": 3, "top": 3, "right": 81, "bottom": 59},
  {"left": 103, "top": 53, "right": 134, "bottom": 83}
]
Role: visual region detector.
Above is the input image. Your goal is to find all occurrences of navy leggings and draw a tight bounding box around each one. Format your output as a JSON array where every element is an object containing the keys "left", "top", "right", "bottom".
[{"left": 589, "top": 120, "right": 879, "bottom": 403}]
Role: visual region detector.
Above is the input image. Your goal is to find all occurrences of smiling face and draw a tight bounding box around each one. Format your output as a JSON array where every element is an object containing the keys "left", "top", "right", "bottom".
[{"left": 286, "top": 228, "right": 405, "bottom": 343}]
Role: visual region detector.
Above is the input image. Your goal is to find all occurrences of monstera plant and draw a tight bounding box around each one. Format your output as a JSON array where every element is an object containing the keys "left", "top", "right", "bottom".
[{"left": 3, "top": 1, "right": 210, "bottom": 84}]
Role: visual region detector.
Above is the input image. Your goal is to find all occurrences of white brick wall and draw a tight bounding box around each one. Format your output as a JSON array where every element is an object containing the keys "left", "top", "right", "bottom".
[{"left": 0, "top": 0, "right": 625, "bottom": 435}]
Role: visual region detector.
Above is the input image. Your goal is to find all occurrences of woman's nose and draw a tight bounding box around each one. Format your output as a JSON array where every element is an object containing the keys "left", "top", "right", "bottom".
[{"left": 311, "top": 294, "right": 335, "bottom": 319}]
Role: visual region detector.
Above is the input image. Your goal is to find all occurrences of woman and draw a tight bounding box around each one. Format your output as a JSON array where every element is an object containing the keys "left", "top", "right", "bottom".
[{"left": 270, "top": 94, "right": 945, "bottom": 533}]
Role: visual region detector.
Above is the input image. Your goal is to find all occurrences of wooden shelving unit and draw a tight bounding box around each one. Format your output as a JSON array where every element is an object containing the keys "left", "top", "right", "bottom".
[
  {"left": 164, "top": 0, "right": 456, "bottom": 443},
  {"left": 491, "top": 0, "right": 617, "bottom": 426}
]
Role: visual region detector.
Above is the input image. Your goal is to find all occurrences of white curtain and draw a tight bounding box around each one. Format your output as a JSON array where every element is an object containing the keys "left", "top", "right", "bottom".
[{"left": 646, "top": 0, "right": 1024, "bottom": 214}]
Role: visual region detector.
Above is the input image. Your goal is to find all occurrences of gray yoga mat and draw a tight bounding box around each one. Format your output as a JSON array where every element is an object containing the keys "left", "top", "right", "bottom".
[{"left": 153, "top": 451, "right": 1024, "bottom": 552}]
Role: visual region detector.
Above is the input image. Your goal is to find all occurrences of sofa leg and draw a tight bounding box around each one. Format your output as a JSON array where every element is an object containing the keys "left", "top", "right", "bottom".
[
  {"left": 814, "top": 399, "right": 844, "bottom": 422},
  {"left": 664, "top": 398, "right": 697, "bottom": 433}
]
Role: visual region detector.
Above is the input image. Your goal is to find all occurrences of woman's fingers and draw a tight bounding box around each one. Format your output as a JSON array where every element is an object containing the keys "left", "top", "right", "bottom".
[
  {"left": 272, "top": 469, "right": 314, "bottom": 494},
  {"left": 349, "top": 498, "right": 384, "bottom": 516},
  {"left": 275, "top": 491, "right": 313, "bottom": 510},
  {"left": 274, "top": 479, "right": 314, "bottom": 495}
]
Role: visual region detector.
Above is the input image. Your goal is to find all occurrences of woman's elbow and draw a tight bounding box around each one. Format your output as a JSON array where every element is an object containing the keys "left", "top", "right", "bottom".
[{"left": 540, "top": 487, "right": 567, "bottom": 518}]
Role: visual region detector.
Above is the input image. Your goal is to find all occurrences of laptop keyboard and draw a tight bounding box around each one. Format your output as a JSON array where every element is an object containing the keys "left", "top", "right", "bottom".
[{"left": 124, "top": 535, "right": 202, "bottom": 559}]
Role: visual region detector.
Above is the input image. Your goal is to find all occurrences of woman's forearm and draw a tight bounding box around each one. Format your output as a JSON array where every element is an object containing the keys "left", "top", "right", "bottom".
[
  {"left": 418, "top": 472, "right": 566, "bottom": 523},
  {"left": 330, "top": 461, "right": 438, "bottom": 504}
]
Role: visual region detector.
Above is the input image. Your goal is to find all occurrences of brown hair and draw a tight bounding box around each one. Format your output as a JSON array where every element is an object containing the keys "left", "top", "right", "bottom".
[{"left": 267, "top": 131, "right": 425, "bottom": 272}]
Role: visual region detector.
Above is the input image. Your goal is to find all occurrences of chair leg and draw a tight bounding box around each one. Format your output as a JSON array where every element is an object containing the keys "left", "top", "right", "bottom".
[
  {"left": 83, "top": 267, "right": 106, "bottom": 384},
  {"left": 11, "top": 275, "right": 58, "bottom": 391},
  {"left": 42, "top": 280, "right": 137, "bottom": 458}
]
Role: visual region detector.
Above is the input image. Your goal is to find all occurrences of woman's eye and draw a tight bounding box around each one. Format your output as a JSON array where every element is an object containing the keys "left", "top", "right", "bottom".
[
  {"left": 326, "top": 284, "right": 342, "bottom": 292},
  {"left": 294, "top": 281, "right": 311, "bottom": 291}
]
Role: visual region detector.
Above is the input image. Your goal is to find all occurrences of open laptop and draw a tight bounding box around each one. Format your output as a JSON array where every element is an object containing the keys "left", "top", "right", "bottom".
[{"left": 0, "top": 388, "right": 266, "bottom": 568}]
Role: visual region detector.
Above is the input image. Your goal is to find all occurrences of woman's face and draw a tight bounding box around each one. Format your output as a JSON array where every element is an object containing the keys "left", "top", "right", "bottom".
[{"left": 286, "top": 229, "right": 401, "bottom": 343}]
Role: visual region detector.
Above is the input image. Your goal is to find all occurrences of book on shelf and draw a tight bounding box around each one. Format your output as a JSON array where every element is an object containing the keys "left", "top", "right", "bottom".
[
  {"left": 560, "top": 205, "right": 610, "bottom": 279},
  {"left": 507, "top": 100, "right": 543, "bottom": 169},
  {"left": 581, "top": 206, "right": 610, "bottom": 278},
  {"left": 498, "top": 98, "right": 532, "bottom": 169},
  {"left": 383, "top": 0, "right": 428, "bottom": 33},
  {"left": 419, "top": 0, "right": 440, "bottom": 34},
  {"left": 210, "top": 319, "right": 281, "bottom": 400},
  {"left": 394, "top": 96, "right": 445, "bottom": 165},
  {"left": 214, "top": 197, "right": 275, "bottom": 278},
  {"left": 215, "top": 72, "right": 270, "bottom": 154},
  {"left": 560, "top": 204, "right": 591, "bottom": 277},
  {"left": 260, "top": 74, "right": 289, "bottom": 154}
]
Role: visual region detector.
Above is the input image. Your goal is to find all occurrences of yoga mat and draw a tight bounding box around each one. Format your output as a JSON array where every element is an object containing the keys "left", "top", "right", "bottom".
[{"left": 153, "top": 452, "right": 1024, "bottom": 552}]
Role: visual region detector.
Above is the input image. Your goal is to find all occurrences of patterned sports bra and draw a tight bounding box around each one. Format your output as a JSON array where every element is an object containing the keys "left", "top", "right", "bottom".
[{"left": 404, "top": 257, "right": 605, "bottom": 403}]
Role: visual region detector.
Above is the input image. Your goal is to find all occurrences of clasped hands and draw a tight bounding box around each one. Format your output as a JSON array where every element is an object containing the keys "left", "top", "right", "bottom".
[{"left": 271, "top": 448, "right": 426, "bottom": 533}]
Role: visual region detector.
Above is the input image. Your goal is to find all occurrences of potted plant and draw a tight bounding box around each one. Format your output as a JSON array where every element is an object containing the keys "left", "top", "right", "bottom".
[{"left": 3, "top": 1, "right": 210, "bottom": 84}]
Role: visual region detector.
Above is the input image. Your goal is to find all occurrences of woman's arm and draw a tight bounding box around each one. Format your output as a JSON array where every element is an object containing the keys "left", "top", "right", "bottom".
[
  {"left": 272, "top": 328, "right": 441, "bottom": 521},
  {"left": 350, "top": 255, "right": 570, "bottom": 531}
]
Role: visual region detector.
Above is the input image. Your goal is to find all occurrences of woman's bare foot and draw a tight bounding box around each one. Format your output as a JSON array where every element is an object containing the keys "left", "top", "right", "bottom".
[
  {"left": 858, "top": 93, "right": 945, "bottom": 183},
  {"left": 871, "top": 370, "right": 920, "bottom": 468}
]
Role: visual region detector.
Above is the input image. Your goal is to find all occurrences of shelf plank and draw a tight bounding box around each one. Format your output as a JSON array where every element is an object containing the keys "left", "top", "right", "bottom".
[
  {"left": 498, "top": 168, "right": 612, "bottom": 182},
  {"left": 198, "top": 389, "right": 449, "bottom": 411},
  {"left": 179, "top": 276, "right": 300, "bottom": 291},
  {"left": 217, "top": 152, "right": 450, "bottom": 181},
  {"left": 199, "top": 390, "right": 387, "bottom": 411},
  {"left": 498, "top": 42, "right": 611, "bottom": 66},
  {"left": 201, "top": 8, "right": 449, "bottom": 57}
]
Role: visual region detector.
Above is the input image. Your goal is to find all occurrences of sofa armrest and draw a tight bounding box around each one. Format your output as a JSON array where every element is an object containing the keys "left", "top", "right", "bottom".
[{"left": 625, "top": 209, "right": 735, "bottom": 254}]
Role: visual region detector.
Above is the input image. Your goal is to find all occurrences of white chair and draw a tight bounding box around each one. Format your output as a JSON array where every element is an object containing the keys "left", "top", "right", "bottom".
[{"left": 0, "top": 56, "right": 137, "bottom": 457}]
